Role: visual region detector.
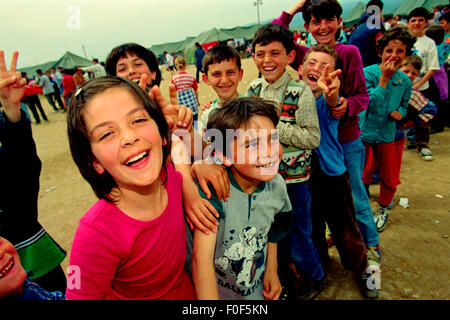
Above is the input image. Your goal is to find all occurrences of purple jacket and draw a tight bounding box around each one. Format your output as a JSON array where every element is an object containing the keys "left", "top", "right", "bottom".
[{"left": 272, "top": 11, "right": 369, "bottom": 143}]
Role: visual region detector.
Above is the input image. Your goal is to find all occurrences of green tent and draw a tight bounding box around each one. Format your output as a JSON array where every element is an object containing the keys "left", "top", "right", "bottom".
[
  {"left": 150, "top": 24, "right": 260, "bottom": 65},
  {"left": 344, "top": 1, "right": 367, "bottom": 26},
  {"left": 394, "top": 0, "right": 448, "bottom": 17},
  {"left": 19, "top": 51, "right": 92, "bottom": 76}
]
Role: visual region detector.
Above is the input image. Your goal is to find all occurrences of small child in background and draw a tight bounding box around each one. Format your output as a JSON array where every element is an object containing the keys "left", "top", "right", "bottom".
[
  {"left": 172, "top": 56, "right": 200, "bottom": 130},
  {"left": 66, "top": 77, "right": 196, "bottom": 300},
  {"left": 192, "top": 97, "right": 292, "bottom": 300},
  {"left": 201, "top": 45, "right": 244, "bottom": 136},
  {"left": 105, "top": 43, "right": 162, "bottom": 92},
  {"left": 360, "top": 27, "right": 414, "bottom": 232}
]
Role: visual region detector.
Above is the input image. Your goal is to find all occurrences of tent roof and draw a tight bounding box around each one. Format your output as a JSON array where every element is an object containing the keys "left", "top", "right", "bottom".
[
  {"left": 19, "top": 51, "right": 91, "bottom": 76},
  {"left": 393, "top": 0, "right": 448, "bottom": 17},
  {"left": 343, "top": 1, "right": 366, "bottom": 26}
]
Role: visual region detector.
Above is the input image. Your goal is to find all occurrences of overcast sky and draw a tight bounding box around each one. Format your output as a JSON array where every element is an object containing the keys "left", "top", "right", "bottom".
[{"left": 1, "top": 0, "right": 357, "bottom": 68}]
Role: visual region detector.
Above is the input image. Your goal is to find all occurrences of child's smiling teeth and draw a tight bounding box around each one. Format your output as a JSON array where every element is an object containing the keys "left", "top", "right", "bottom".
[
  {"left": 263, "top": 66, "right": 276, "bottom": 72},
  {"left": 0, "top": 260, "right": 14, "bottom": 279},
  {"left": 125, "top": 152, "right": 148, "bottom": 166}
]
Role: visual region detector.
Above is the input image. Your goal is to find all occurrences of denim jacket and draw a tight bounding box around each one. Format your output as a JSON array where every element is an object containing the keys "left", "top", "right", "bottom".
[{"left": 359, "top": 64, "right": 412, "bottom": 144}]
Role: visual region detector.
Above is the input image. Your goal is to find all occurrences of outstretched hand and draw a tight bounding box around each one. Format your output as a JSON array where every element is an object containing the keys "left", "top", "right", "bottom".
[
  {"left": 0, "top": 50, "right": 26, "bottom": 122},
  {"left": 138, "top": 74, "right": 193, "bottom": 132},
  {"left": 318, "top": 64, "right": 341, "bottom": 107}
]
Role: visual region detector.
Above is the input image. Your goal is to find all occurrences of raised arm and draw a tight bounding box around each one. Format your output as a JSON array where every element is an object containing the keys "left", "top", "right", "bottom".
[{"left": 0, "top": 50, "right": 26, "bottom": 123}]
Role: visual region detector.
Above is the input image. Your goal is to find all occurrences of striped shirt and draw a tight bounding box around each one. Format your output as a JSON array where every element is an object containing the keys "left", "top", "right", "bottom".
[{"left": 171, "top": 72, "right": 198, "bottom": 91}]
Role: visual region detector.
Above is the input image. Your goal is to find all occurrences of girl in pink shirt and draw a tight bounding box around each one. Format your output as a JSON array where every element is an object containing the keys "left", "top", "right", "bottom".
[{"left": 66, "top": 77, "right": 196, "bottom": 300}]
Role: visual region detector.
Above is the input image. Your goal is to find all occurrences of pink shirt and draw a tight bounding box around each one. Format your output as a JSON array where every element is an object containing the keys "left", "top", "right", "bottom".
[{"left": 66, "top": 162, "right": 195, "bottom": 300}]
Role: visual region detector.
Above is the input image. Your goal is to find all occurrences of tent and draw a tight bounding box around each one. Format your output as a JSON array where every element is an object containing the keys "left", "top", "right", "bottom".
[
  {"left": 393, "top": 0, "right": 448, "bottom": 17},
  {"left": 343, "top": 1, "right": 367, "bottom": 26},
  {"left": 19, "top": 51, "right": 92, "bottom": 76},
  {"left": 150, "top": 24, "right": 261, "bottom": 65}
]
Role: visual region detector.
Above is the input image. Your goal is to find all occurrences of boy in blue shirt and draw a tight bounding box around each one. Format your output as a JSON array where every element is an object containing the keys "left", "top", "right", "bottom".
[{"left": 299, "top": 44, "right": 380, "bottom": 299}]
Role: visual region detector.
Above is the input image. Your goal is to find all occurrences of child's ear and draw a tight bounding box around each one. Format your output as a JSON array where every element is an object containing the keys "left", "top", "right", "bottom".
[
  {"left": 202, "top": 73, "right": 209, "bottom": 85},
  {"left": 216, "top": 150, "right": 232, "bottom": 167},
  {"left": 238, "top": 69, "right": 244, "bottom": 81},
  {"left": 298, "top": 65, "right": 303, "bottom": 79},
  {"left": 92, "top": 160, "right": 105, "bottom": 175},
  {"left": 162, "top": 137, "right": 167, "bottom": 146},
  {"left": 304, "top": 22, "right": 310, "bottom": 33},
  {"left": 287, "top": 50, "right": 296, "bottom": 65},
  {"left": 338, "top": 17, "right": 343, "bottom": 27}
]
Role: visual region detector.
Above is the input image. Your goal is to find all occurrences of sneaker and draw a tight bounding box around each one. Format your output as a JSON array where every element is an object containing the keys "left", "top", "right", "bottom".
[
  {"left": 359, "top": 248, "right": 381, "bottom": 299},
  {"left": 419, "top": 147, "right": 434, "bottom": 161},
  {"left": 374, "top": 206, "right": 389, "bottom": 232},
  {"left": 407, "top": 140, "right": 417, "bottom": 149},
  {"left": 296, "top": 277, "right": 326, "bottom": 300},
  {"left": 359, "top": 265, "right": 380, "bottom": 299}
]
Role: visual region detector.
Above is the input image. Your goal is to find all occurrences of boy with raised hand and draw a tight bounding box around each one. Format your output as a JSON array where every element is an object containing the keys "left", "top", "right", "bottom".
[
  {"left": 247, "top": 23, "right": 324, "bottom": 300},
  {"left": 192, "top": 97, "right": 292, "bottom": 300},
  {"left": 273, "top": 0, "right": 380, "bottom": 272},
  {"left": 406, "top": 7, "right": 440, "bottom": 160},
  {"left": 0, "top": 50, "right": 67, "bottom": 294},
  {"left": 300, "top": 44, "right": 380, "bottom": 299}
]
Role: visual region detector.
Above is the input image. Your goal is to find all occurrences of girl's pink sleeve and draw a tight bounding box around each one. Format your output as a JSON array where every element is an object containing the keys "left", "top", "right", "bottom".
[
  {"left": 65, "top": 221, "right": 120, "bottom": 300},
  {"left": 271, "top": 11, "right": 293, "bottom": 28}
]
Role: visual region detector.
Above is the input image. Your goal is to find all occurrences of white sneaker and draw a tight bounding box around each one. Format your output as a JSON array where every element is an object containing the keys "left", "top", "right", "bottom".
[
  {"left": 374, "top": 207, "right": 389, "bottom": 232},
  {"left": 419, "top": 147, "right": 434, "bottom": 161}
]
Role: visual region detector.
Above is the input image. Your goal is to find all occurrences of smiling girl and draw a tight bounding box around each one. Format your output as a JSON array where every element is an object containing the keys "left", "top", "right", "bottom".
[{"left": 66, "top": 77, "right": 196, "bottom": 300}]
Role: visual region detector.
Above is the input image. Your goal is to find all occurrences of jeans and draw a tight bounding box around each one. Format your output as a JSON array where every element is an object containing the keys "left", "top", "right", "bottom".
[
  {"left": 341, "top": 138, "right": 379, "bottom": 248},
  {"left": 311, "top": 155, "right": 368, "bottom": 274},
  {"left": 287, "top": 180, "right": 324, "bottom": 281}
]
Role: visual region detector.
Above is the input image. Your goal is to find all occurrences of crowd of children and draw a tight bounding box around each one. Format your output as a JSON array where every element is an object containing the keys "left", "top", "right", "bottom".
[{"left": 1, "top": 0, "right": 449, "bottom": 301}]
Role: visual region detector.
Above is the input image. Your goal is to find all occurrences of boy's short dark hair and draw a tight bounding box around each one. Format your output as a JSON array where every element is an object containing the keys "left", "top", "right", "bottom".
[
  {"left": 301, "top": 0, "right": 343, "bottom": 25},
  {"left": 407, "top": 7, "right": 432, "bottom": 22},
  {"left": 303, "top": 44, "right": 340, "bottom": 67},
  {"left": 366, "top": 0, "right": 383, "bottom": 11},
  {"left": 425, "top": 25, "right": 445, "bottom": 45},
  {"left": 399, "top": 54, "right": 423, "bottom": 71},
  {"left": 36, "top": 69, "right": 42, "bottom": 75},
  {"left": 252, "top": 23, "right": 295, "bottom": 54},
  {"left": 67, "top": 76, "right": 171, "bottom": 202},
  {"left": 202, "top": 45, "right": 241, "bottom": 75},
  {"left": 206, "top": 97, "right": 279, "bottom": 156},
  {"left": 105, "top": 43, "right": 162, "bottom": 86},
  {"left": 376, "top": 26, "right": 416, "bottom": 56}
]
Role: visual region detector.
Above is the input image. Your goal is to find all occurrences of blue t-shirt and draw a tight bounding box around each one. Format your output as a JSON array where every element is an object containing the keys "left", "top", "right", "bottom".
[{"left": 313, "top": 95, "right": 346, "bottom": 176}]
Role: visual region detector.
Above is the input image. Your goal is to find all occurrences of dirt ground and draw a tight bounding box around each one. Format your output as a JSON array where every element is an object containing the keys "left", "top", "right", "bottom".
[{"left": 31, "top": 58, "right": 449, "bottom": 300}]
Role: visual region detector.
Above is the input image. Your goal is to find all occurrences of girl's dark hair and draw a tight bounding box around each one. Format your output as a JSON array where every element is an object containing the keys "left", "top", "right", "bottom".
[
  {"left": 206, "top": 97, "right": 279, "bottom": 156},
  {"left": 105, "top": 43, "right": 162, "bottom": 87},
  {"left": 202, "top": 45, "right": 241, "bottom": 75},
  {"left": 302, "top": 0, "right": 343, "bottom": 25},
  {"left": 67, "top": 76, "right": 171, "bottom": 202},
  {"left": 252, "top": 23, "right": 295, "bottom": 54},
  {"left": 376, "top": 26, "right": 416, "bottom": 56}
]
